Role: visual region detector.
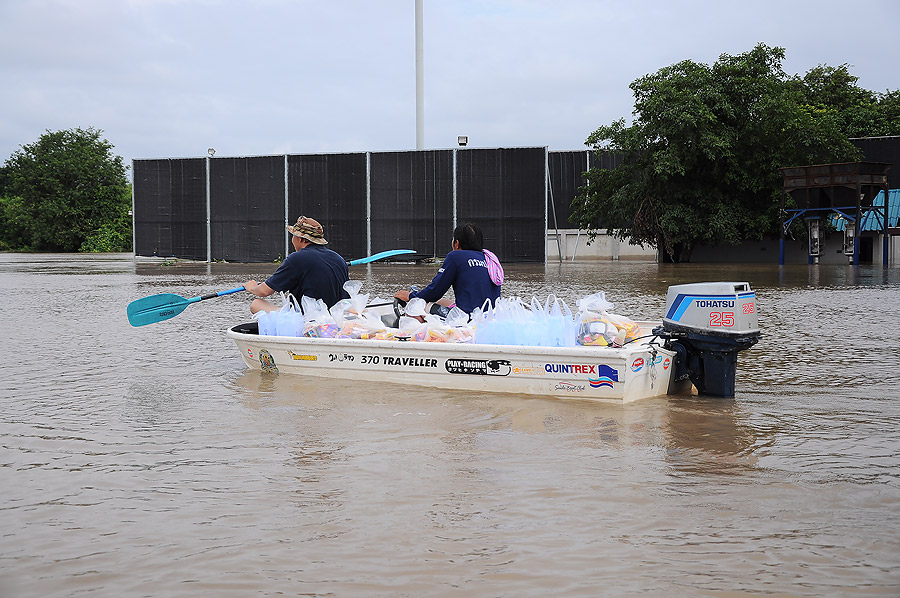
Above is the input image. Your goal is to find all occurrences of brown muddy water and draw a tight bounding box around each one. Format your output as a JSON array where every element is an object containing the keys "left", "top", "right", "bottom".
[{"left": 1, "top": 253, "right": 899, "bottom": 597}]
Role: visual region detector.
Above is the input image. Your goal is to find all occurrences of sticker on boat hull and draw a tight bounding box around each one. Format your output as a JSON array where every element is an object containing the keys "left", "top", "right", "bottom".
[
  {"left": 554, "top": 381, "right": 586, "bottom": 393},
  {"left": 588, "top": 364, "right": 619, "bottom": 388},
  {"left": 289, "top": 352, "right": 317, "bottom": 361},
  {"left": 259, "top": 349, "right": 277, "bottom": 373},
  {"left": 445, "top": 359, "right": 511, "bottom": 376}
]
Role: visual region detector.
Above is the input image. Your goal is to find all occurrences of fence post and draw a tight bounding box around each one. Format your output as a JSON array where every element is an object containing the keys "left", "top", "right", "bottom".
[
  {"left": 205, "top": 156, "right": 211, "bottom": 263},
  {"left": 366, "top": 152, "right": 372, "bottom": 258},
  {"left": 284, "top": 154, "right": 289, "bottom": 259}
]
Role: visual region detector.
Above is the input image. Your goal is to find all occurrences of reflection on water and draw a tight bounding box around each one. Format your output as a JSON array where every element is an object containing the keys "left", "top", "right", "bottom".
[{"left": 1, "top": 254, "right": 899, "bottom": 596}]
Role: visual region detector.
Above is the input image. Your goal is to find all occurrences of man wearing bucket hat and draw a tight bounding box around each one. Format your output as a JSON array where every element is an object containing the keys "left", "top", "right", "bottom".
[{"left": 244, "top": 216, "right": 349, "bottom": 313}]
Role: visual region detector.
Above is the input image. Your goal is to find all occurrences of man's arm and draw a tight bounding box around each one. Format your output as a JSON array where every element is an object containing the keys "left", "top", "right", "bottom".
[
  {"left": 244, "top": 280, "right": 275, "bottom": 297},
  {"left": 409, "top": 255, "right": 458, "bottom": 302}
]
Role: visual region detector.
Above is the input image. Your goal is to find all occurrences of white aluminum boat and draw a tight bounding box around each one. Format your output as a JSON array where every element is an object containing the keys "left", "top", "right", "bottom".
[
  {"left": 226, "top": 282, "right": 761, "bottom": 404},
  {"left": 227, "top": 321, "right": 685, "bottom": 404}
]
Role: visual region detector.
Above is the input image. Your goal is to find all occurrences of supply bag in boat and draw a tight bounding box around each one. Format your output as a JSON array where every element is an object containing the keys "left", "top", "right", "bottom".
[
  {"left": 274, "top": 293, "right": 305, "bottom": 336},
  {"left": 473, "top": 295, "right": 577, "bottom": 347},
  {"left": 575, "top": 291, "right": 639, "bottom": 346},
  {"left": 422, "top": 307, "right": 475, "bottom": 343},
  {"left": 399, "top": 315, "right": 428, "bottom": 341},
  {"left": 529, "top": 295, "right": 577, "bottom": 347},
  {"left": 472, "top": 296, "right": 530, "bottom": 345},
  {"left": 301, "top": 296, "right": 339, "bottom": 338},
  {"left": 329, "top": 281, "right": 388, "bottom": 339},
  {"left": 254, "top": 292, "right": 304, "bottom": 336}
]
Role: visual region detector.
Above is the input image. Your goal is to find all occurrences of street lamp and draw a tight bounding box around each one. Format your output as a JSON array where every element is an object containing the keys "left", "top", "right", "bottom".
[
  {"left": 457, "top": 136, "right": 468, "bottom": 147},
  {"left": 207, "top": 148, "right": 216, "bottom": 157}
]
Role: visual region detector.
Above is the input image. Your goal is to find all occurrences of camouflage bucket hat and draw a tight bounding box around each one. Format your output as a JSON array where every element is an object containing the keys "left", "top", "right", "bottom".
[{"left": 286, "top": 216, "right": 328, "bottom": 245}]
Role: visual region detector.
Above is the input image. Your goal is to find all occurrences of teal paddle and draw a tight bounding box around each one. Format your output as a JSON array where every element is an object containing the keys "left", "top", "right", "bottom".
[
  {"left": 127, "top": 249, "right": 416, "bottom": 327},
  {"left": 347, "top": 248, "right": 415, "bottom": 266}
]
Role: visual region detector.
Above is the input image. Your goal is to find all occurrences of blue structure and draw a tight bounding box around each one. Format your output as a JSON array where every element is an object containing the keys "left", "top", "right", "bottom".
[{"left": 780, "top": 162, "right": 892, "bottom": 266}]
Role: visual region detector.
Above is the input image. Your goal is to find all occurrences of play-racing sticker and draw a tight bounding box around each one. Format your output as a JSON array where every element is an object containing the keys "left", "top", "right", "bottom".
[{"left": 445, "top": 359, "right": 511, "bottom": 376}]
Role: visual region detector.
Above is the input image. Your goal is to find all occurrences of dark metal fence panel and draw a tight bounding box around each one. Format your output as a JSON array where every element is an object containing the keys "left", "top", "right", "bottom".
[
  {"left": 548, "top": 151, "right": 588, "bottom": 229},
  {"left": 852, "top": 136, "right": 900, "bottom": 188},
  {"left": 590, "top": 150, "right": 625, "bottom": 171},
  {"left": 369, "top": 150, "right": 454, "bottom": 256},
  {"left": 209, "top": 156, "right": 285, "bottom": 262},
  {"left": 132, "top": 158, "right": 206, "bottom": 259},
  {"left": 287, "top": 153, "right": 367, "bottom": 261},
  {"left": 456, "top": 147, "right": 546, "bottom": 262}
]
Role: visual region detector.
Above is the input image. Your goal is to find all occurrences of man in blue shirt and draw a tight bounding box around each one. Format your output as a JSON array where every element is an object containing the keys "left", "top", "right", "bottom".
[
  {"left": 244, "top": 216, "right": 349, "bottom": 313},
  {"left": 395, "top": 222, "right": 502, "bottom": 315}
]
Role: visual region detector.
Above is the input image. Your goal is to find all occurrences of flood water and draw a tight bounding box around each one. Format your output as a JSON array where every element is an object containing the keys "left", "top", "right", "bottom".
[{"left": 1, "top": 252, "right": 899, "bottom": 597}]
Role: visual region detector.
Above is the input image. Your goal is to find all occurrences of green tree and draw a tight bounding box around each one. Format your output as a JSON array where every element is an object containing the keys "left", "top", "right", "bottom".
[
  {"left": 1, "top": 127, "right": 132, "bottom": 252},
  {"left": 792, "top": 65, "right": 900, "bottom": 137},
  {"left": 572, "top": 44, "right": 862, "bottom": 262}
]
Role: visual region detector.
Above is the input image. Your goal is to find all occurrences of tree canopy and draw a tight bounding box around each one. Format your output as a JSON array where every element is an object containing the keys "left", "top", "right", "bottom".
[
  {"left": 571, "top": 43, "right": 899, "bottom": 262},
  {"left": 0, "top": 127, "right": 132, "bottom": 252}
]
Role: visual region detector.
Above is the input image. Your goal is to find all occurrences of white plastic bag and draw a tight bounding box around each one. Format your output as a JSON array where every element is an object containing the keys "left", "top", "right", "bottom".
[
  {"left": 273, "top": 293, "right": 304, "bottom": 336},
  {"left": 301, "top": 295, "right": 339, "bottom": 338}
]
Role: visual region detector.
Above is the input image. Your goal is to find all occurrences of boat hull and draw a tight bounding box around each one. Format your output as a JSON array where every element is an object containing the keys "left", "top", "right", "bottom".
[{"left": 227, "top": 323, "right": 686, "bottom": 403}]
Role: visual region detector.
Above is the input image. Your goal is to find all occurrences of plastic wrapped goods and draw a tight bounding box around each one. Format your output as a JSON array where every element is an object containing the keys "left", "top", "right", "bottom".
[
  {"left": 301, "top": 295, "right": 339, "bottom": 338},
  {"left": 473, "top": 296, "right": 576, "bottom": 347},
  {"left": 254, "top": 293, "right": 304, "bottom": 337},
  {"left": 575, "top": 291, "right": 640, "bottom": 346}
]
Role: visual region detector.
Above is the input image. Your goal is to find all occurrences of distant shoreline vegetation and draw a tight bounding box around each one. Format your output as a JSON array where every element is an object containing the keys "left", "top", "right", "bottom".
[{"left": 0, "top": 127, "right": 132, "bottom": 253}]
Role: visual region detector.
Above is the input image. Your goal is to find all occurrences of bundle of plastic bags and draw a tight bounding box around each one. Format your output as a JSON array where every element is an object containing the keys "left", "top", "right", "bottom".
[
  {"left": 575, "top": 292, "right": 640, "bottom": 346},
  {"left": 301, "top": 295, "right": 340, "bottom": 338},
  {"left": 471, "top": 295, "right": 577, "bottom": 347},
  {"left": 254, "top": 282, "right": 641, "bottom": 348},
  {"left": 255, "top": 292, "right": 305, "bottom": 337},
  {"left": 396, "top": 300, "right": 475, "bottom": 343},
  {"left": 330, "top": 280, "right": 389, "bottom": 339}
]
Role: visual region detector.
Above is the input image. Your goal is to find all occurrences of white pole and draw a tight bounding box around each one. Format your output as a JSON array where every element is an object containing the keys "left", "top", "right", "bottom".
[
  {"left": 284, "top": 154, "right": 289, "bottom": 259},
  {"left": 366, "top": 152, "right": 372, "bottom": 257},
  {"left": 415, "top": 0, "right": 424, "bottom": 150},
  {"left": 205, "top": 156, "right": 211, "bottom": 262}
]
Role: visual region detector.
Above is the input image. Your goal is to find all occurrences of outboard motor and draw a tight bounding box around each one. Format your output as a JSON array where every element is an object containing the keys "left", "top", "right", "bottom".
[{"left": 653, "top": 282, "right": 761, "bottom": 397}]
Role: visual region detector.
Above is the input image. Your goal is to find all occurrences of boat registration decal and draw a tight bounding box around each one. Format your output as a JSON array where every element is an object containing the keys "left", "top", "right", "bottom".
[
  {"left": 259, "top": 349, "right": 278, "bottom": 373},
  {"left": 445, "top": 359, "right": 511, "bottom": 376},
  {"left": 290, "top": 352, "right": 317, "bottom": 361},
  {"left": 631, "top": 358, "right": 644, "bottom": 372}
]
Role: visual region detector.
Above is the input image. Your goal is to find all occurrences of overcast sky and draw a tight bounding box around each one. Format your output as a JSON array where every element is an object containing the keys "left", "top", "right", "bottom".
[{"left": 1, "top": 0, "right": 898, "bottom": 171}]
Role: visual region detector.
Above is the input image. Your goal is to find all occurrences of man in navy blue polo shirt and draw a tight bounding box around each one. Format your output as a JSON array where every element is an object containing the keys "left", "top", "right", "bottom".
[{"left": 244, "top": 216, "right": 349, "bottom": 313}]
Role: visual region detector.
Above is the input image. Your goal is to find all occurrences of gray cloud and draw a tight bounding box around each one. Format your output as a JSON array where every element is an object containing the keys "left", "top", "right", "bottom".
[{"left": 1, "top": 0, "right": 897, "bottom": 171}]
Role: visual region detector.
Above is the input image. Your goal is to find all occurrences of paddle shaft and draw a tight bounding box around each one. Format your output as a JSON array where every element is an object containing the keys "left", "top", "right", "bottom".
[{"left": 195, "top": 287, "right": 246, "bottom": 303}]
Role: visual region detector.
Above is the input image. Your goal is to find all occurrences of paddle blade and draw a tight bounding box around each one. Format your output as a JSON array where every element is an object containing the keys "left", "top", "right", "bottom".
[
  {"left": 127, "top": 293, "right": 191, "bottom": 327},
  {"left": 347, "top": 249, "right": 415, "bottom": 266}
]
